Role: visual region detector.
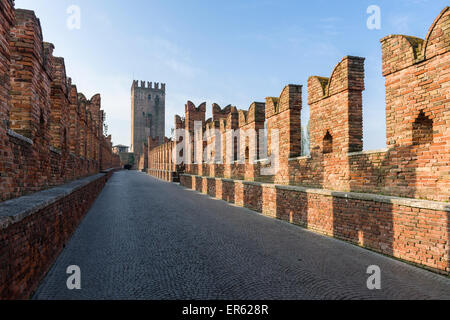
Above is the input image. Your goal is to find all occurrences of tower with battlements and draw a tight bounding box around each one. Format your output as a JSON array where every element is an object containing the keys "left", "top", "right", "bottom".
[{"left": 131, "top": 80, "right": 166, "bottom": 158}]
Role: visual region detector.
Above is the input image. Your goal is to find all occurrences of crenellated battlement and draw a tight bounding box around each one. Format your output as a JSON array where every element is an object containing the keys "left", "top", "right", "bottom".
[
  {"left": 143, "top": 7, "right": 449, "bottom": 275},
  {"left": 206, "top": 119, "right": 220, "bottom": 131},
  {"left": 308, "top": 56, "right": 365, "bottom": 104},
  {"left": 264, "top": 84, "right": 302, "bottom": 120},
  {"left": 1, "top": 2, "right": 120, "bottom": 205},
  {"left": 132, "top": 80, "right": 166, "bottom": 92},
  {"left": 185, "top": 100, "right": 207, "bottom": 113},
  {"left": 308, "top": 56, "right": 364, "bottom": 154},
  {"left": 265, "top": 97, "right": 279, "bottom": 118},
  {"left": 237, "top": 102, "right": 265, "bottom": 127},
  {"left": 381, "top": 6, "right": 449, "bottom": 76},
  {"left": 148, "top": 136, "right": 160, "bottom": 150},
  {"left": 0, "top": 1, "right": 15, "bottom": 25},
  {"left": 212, "top": 103, "right": 235, "bottom": 121},
  {"left": 174, "top": 115, "right": 185, "bottom": 129},
  {"left": 90, "top": 93, "right": 101, "bottom": 105},
  {"left": 52, "top": 56, "right": 71, "bottom": 95},
  {"left": 147, "top": 6, "right": 449, "bottom": 202},
  {"left": 14, "top": 9, "right": 42, "bottom": 34}
]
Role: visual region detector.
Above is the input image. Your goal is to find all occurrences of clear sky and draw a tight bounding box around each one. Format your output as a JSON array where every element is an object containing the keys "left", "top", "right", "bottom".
[{"left": 15, "top": 0, "right": 449, "bottom": 150}]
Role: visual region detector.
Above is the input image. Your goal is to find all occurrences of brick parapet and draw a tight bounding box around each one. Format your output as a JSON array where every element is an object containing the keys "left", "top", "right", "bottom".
[
  {"left": 0, "top": 172, "right": 115, "bottom": 299},
  {"left": 180, "top": 173, "right": 449, "bottom": 275},
  {"left": 157, "top": 7, "right": 450, "bottom": 202},
  {"left": 144, "top": 8, "right": 450, "bottom": 273},
  {"left": 0, "top": 4, "right": 119, "bottom": 202}
]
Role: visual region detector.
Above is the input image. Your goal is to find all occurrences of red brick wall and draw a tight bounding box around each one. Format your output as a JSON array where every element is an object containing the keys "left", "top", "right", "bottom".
[
  {"left": 309, "top": 57, "right": 364, "bottom": 154},
  {"left": 184, "top": 101, "right": 206, "bottom": 176},
  {"left": 265, "top": 84, "right": 302, "bottom": 184},
  {"left": 0, "top": 0, "right": 15, "bottom": 199},
  {"left": 0, "top": 172, "right": 114, "bottom": 300},
  {"left": 175, "top": 8, "right": 450, "bottom": 274},
  {"left": 171, "top": 8, "right": 450, "bottom": 201},
  {"left": 145, "top": 7, "right": 450, "bottom": 274},
  {"left": 239, "top": 102, "right": 265, "bottom": 181},
  {"left": 146, "top": 129, "right": 179, "bottom": 181},
  {"left": 68, "top": 85, "right": 79, "bottom": 156},
  {"left": 284, "top": 7, "right": 449, "bottom": 201},
  {"left": 173, "top": 8, "right": 450, "bottom": 202},
  {"left": 181, "top": 175, "right": 449, "bottom": 274},
  {"left": 0, "top": 1, "right": 14, "bottom": 127},
  {"left": 379, "top": 7, "right": 450, "bottom": 201},
  {"left": 219, "top": 105, "right": 240, "bottom": 179},
  {"left": 8, "top": 9, "right": 49, "bottom": 140},
  {"left": 49, "top": 56, "right": 70, "bottom": 151},
  {"left": 0, "top": 5, "right": 119, "bottom": 202}
]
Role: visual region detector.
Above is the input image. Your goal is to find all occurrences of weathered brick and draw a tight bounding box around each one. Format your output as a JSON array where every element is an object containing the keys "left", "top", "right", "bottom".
[
  {"left": 0, "top": 4, "right": 121, "bottom": 202},
  {"left": 171, "top": 8, "right": 450, "bottom": 274}
]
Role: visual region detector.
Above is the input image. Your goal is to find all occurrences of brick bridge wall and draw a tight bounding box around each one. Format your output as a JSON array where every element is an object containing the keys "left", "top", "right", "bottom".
[
  {"left": 0, "top": 2, "right": 121, "bottom": 202},
  {"left": 152, "top": 7, "right": 450, "bottom": 274},
  {"left": 181, "top": 175, "right": 449, "bottom": 274},
  {"left": 146, "top": 136, "right": 176, "bottom": 181},
  {"left": 0, "top": 1, "right": 121, "bottom": 299},
  {"left": 0, "top": 170, "right": 116, "bottom": 299}
]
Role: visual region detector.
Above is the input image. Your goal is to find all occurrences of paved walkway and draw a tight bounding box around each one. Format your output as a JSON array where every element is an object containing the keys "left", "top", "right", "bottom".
[{"left": 34, "top": 171, "right": 450, "bottom": 300}]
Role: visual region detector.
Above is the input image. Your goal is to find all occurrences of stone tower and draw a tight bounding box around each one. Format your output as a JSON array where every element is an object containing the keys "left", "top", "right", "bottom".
[{"left": 131, "top": 80, "right": 166, "bottom": 158}]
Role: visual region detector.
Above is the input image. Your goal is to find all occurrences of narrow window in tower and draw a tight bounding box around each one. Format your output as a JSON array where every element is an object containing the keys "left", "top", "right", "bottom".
[
  {"left": 146, "top": 114, "right": 152, "bottom": 129},
  {"left": 148, "top": 94, "right": 151, "bottom": 101}
]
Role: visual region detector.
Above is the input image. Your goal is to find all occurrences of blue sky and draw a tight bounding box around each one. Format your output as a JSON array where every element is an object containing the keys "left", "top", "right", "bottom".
[{"left": 15, "top": 0, "right": 449, "bottom": 149}]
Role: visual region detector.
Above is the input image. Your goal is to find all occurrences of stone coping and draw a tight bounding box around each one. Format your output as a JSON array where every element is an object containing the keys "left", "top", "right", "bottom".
[
  {"left": 147, "top": 169, "right": 175, "bottom": 172},
  {"left": 254, "top": 158, "right": 270, "bottom": 164},
  {"left": 7, "top": 129, "right": 33, "bottom": 145},
  {"left": 288, "top": 155, "right": 312, "bottom": 161},
  {"left": 49, "top": 146, "right": 62, "bottom": 155},
  {"left": 288, "top": 148, "right": 389, "bottom": 161},
  {"left": 180, "top": 174, "right": 450, "bottom": 212},
  {"left": 0, "top": 173, "right": 106, "bottom": 230},
  {"left": 348, "top": 148, "right": 390, "bottom": 157}
]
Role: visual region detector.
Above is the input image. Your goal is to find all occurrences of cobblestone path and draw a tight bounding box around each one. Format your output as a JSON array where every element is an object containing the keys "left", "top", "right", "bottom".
[{"left": 34, "top": 171, "right": 450, "bottom": 300}]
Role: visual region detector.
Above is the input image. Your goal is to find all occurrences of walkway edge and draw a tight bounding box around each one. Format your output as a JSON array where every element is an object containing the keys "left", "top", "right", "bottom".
[
  {"left": 180, "top": 174, "right": 450, "bottom": 276},
  {"left": 0, "top": 169, "right": 117, "bottom": 300}
]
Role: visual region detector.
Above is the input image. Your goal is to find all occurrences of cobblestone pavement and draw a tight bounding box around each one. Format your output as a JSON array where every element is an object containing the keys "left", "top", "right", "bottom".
[{"left": 34, "top": 171, "right": 450, "bottom": 300}]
